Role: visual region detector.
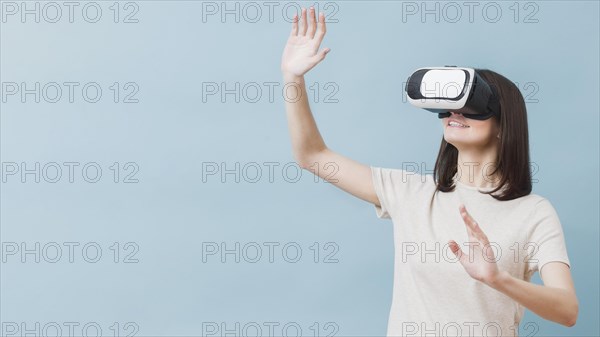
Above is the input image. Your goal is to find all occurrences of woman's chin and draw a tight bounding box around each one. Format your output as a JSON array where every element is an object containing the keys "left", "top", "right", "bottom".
[{"left": 444, "top": 134, "right": 465, "bottom": 144}]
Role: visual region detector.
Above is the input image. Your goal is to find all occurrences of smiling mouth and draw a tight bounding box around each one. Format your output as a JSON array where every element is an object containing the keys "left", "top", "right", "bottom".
[{"left": 448, "top": 121, "right": 470, "bottom": 128}]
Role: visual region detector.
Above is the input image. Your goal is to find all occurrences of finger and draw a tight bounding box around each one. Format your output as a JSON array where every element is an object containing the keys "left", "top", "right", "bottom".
[
  {"left": 472, "top": 221, "right": 489, "bottom": 243},
  {"left": 460, "top": 204, "right": 488, "bottom": 242},
  {"left": 314, "top": 12, "right": 327, "bottom": 45},
  {"left": 308, "top": 7, "right": 317, "bottom": 38},
  {"left": 312, "top": 47, "right": 330, "bottom": 63},
  {"left": 459, "top": 204, "right": 477, "bottom": 238},
  {"left": 300, "top": 7, "right": 308, "bottom": 36},
  {"left": 460, "top": 204, "right": 477, "bottom": 228},
  {"left": 449, "top": 240, "right": 468, "bottom": 264},
  {"left": 290, "top": 13, "right": 298, "bottom": 36},
  {"left": 297, "top": 8, "right": 303, "bottom": 35}
]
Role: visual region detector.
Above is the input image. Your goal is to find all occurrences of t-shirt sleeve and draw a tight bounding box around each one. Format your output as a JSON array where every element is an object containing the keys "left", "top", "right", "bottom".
[
  {"left": 370, "top": 166, "right": 423, "bottom": 219},
  {"left": 526, "top": 199, "right": 571, "bottom": 276}
]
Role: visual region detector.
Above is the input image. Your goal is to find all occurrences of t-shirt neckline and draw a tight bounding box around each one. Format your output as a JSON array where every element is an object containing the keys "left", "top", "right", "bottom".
[
  {"left": 454, "top": 179, "right": 497, "bottom": 192},
  {"left": 452, "top": 172, "right": 500, "bottom": 192}
]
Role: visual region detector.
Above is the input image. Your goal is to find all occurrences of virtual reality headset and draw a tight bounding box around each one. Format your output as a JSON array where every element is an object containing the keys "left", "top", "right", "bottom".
[{"left": 405, "top": 66, "right": 501, "bottom": 120}]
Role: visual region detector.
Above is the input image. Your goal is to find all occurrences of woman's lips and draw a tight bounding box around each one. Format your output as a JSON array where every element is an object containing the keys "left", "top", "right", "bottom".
[{"left": 447, "top": 120, "right": 470, "bottom": 128}]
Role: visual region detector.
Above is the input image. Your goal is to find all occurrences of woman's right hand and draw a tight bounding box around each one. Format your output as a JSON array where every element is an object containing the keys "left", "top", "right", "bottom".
[
  {"left": 280, "top": 8, "right": 379, "bottom": 209},
  {"left": 281, "top": 7, "right": 330, "bottom": 79}
]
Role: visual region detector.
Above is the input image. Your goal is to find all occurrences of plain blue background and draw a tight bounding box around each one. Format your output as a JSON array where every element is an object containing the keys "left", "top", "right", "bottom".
[{"left": 1, "top": 1, "right": 598, "bottom": 336}]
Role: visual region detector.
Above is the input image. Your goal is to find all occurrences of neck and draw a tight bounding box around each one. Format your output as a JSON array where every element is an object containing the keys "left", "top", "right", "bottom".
[{"left": 455, "top": 145, "right": 500, "bottom": 189}]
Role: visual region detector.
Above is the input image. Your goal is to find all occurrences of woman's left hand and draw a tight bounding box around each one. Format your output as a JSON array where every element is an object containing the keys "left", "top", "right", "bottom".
[{"left": 449, "top": 204, "right": 503, "bottom": 286}]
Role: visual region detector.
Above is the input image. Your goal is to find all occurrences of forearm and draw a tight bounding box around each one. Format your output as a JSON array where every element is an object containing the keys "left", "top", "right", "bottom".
[
  {"left": 488, "top": 270, "right": 578, "bottom": 327},
  {"left": 282, "top": 73, "right": 327, "bottom": 167}
]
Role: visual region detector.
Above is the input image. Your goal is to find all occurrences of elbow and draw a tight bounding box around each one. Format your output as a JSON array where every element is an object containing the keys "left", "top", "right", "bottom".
[
  {"left": 295, "top": 148, "right": 327, "bottom": 170},
  {"left": 563, "top": 299, "right": 579, "bottom": 327},
  {"left": 292, "top": 153, "right": 308, "bottom": 170},
  {"left": 292, "top": 152, "right": 312, "bottom": 170},
  {"left": 565, "top": 314, "right": 577, "bottom": 328},
  {"left": 296, "top": 158, "right": 312, "bottom": 170}
]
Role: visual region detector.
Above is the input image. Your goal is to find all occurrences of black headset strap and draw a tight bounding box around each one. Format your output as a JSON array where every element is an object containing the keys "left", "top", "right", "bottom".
[{"left": 437, "top": 78, "right": 501, "bottom": 120}]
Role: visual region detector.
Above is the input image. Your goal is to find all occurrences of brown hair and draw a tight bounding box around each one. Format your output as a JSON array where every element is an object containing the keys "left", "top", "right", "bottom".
[{"left": 433, "top": 68, "right": 532, "bottom": 201}]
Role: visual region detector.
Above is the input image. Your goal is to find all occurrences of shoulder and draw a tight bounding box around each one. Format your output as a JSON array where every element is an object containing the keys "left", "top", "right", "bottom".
[
  {"left": 510, "top": 192, "right": 553, "bottom": 210},
  {"left": 522, "top": 193, "right": 558, "bottom": 215},
  {"left": 517, "top": 193, "right": 564, "bottom": 234},
  {"left": 497, "top": 193, "right": 559, "bottom": 226}
]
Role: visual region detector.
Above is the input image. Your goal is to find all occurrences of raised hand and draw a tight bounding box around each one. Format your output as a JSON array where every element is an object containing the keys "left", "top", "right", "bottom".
[
  {"left": 449, "top": 204, "right": 502, "bottom": 286},
  {"left": 281, "top": 7, "right": 330, "bottom": 79}
]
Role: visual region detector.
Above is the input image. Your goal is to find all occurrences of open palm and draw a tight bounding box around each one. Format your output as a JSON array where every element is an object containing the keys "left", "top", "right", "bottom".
[
  {"left": 281, "top": 7, "right": 330, "bottom": 78},
  {"left": 449, "top": 204, "right": 501, "bottom": 285}
]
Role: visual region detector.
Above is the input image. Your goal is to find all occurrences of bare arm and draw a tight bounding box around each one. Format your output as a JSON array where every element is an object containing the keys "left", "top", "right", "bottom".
[
  {"left": 280, "top": 7, "right": 379, "bottom": 206},
  {"left": 489, "top": 262, "right": 578, "bottom": 327},
  {"left": 451, "top": 207, "right": 579, "bottom": 327}
]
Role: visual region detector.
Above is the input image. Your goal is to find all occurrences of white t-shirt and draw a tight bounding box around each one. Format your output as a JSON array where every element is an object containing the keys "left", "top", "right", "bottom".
[{"left": 370, "top": 166, "right": 571, "bottom": 337}]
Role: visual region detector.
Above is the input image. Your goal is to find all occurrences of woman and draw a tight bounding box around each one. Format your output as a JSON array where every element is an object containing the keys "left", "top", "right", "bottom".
[{"left": 280, "top": 7, "right": 578, "bottom": 337}]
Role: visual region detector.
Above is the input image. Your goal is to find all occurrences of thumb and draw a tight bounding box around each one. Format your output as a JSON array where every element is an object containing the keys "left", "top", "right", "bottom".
[{"left": 315, "top": 47, "right": 331, "bottom": 61}]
